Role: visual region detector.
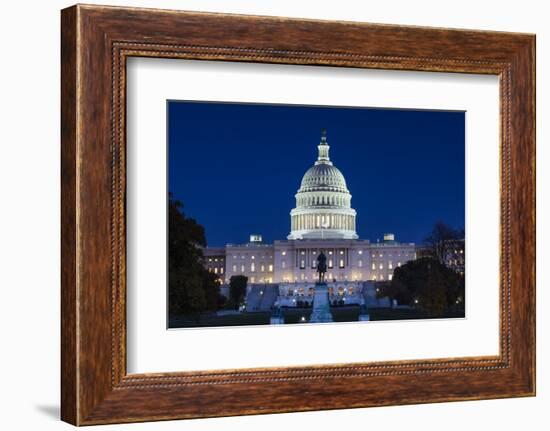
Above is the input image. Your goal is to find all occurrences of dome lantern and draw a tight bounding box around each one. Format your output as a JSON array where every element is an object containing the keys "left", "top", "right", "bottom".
[{"left": 315, "top": 128, "right": 332, "bottom": 165}]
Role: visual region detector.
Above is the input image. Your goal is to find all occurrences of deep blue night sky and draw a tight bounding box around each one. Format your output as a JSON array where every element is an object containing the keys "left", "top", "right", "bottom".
[{"left": 168, "top": 101, "right": 465, "bottom": 247}]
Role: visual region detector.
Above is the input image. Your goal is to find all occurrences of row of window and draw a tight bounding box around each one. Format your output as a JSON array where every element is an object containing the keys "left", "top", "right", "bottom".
[
  {"left": 209, "top": 267, "right": 224, "bottom": 274},
  {"left": 297, "top": 195, "right": 350, "bottom": 207},
  {"left": 298, "top": 258, "right": 346, "bottom": 269},
  {"left": 372, "top": 273, "right": 393, "bottom": 281},
  {"left": 230, "top": 255, "right": 274, "bottom": 259},
  {"left": 231, "top": 263, "right": 274, "bottom": 273},
  {"left": 371, "top": 261, "right": 402, "bottom": 270},
  {"left": 279, "top": 250, "right": 413, "bottom": 258}
]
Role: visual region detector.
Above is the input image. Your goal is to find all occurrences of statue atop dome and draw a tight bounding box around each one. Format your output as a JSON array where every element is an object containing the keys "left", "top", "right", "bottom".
[{"left": 315, "top": 127, "right": 332, "bottom": 165}]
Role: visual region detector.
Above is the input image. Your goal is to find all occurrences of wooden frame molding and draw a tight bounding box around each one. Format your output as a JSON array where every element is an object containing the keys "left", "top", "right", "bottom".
[{"left": 61, "top": 4, "right": 535, "bottom": 425}]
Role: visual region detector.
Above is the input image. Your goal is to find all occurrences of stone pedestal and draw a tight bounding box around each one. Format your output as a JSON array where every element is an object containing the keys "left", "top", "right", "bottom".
[
  {"left": 310, "top": 282, "right": 334, "bottom": 323},
  {"left": 358, "top": 302, "right": 370, "bottom": 322},
  {"left": 270, "top": 304, "right": 284, "bottom": 325},
  {"left": 270, "top": 316, "right": 285, "bottom": 324}
]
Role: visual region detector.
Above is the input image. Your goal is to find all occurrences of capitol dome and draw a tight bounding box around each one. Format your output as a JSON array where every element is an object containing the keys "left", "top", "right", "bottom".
[
  {"left": 299, "top": 163, "right": 349, "bottom": 193},
  {"left": 288, "top": 129, "right": 358, "bottom": 240}
]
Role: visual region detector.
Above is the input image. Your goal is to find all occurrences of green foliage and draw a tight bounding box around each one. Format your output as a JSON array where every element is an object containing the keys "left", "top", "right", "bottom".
[
  {"left": 168, "top": 194, "right": 221, "bottom": 317},
  {"left": 229, "top": 275, "right": 248, "bottom": 310},
  {"left": 383, "top": 257, "right": 465, "bottom": 316}
]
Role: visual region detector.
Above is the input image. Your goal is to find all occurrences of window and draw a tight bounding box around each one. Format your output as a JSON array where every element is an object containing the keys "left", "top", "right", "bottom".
[
  {"left": 388, "top": 261, "right": 393, "bottom": 269},
  {"left": 300, "top": 260, "right": 305, "bottom": 269},
  {"left": 388, "top": 274, "right": 393, "bottom": 281},
  {"left": 260, "top": 264, "right": 265, "bottom": 272},
  {"left": 281, "top": 251, "right": 287, "bottom": 256},
  {"left": 339, "top": 250, "right": 344, "bottom": 255},
  {"left": 282, "top": 261, "right": 286, "bottom": 269},
  {"left": 379, "top": 263, "right": 384, "bottom": 269},
  {"left": 371, "top": 262, "right": 376, "bottom": 270},
  {"left": 250, "top": 277, "right": 255, "bottom": 283},
  {"left": 251, "top": 255, "right": 255, "bottom": 260},
  {"left": 268, "top": 264, "right": 273, "bottom": 272},
  {"left": 214, "top": 268, "right": 218, "bottom": 274},
  {"left": 358, "top": 259, "right": 363, "bottom": 268},
  {"left": 339, "top": 259, "right": 345, "bottom": 268},
  {"left": 397, "top": 261, "right": 402, "bottom": 267},
  {"left": 328, "top": 259, "right": 333, "bottom": 269},
  {"left": 358, "top": 250, "right": 363, "bottom": 255},
  {"left": 240, "top": 264, "right": 245, "bottom": 272},
  {"left": 251, "top": 262, "right": 255, "bottom": 272},
  {"left": 380, "top": 274, "right": 384, "bottom": 280},
  {"left": 232, "top": 264, "right": 237, "bottom": 272},
  {"left": 220, "top": 268, "right": 224, "bottom": 274}
]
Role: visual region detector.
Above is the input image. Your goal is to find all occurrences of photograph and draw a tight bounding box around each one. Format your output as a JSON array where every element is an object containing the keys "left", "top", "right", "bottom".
[{"left": 167, "top": 101, "right": 466, "bottom": 328}]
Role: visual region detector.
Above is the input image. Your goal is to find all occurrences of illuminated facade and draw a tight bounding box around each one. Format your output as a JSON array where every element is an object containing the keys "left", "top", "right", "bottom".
[
  {"left": 204, "top": 235, "right": 416, "bottom": 285},
  {"left": 203, "top": 130, "right": 416, "bottom": 304}
]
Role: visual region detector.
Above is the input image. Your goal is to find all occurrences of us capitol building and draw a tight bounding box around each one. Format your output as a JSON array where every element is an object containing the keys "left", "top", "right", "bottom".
[{"left": 204, "top": 130, "right": 416, "bottom": 309}]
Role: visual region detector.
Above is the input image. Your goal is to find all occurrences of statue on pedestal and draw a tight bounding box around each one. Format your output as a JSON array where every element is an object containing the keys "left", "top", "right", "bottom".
[
  {"left": 311, "top": 251, "right": 333, "bottom": 323},
  {"left": 317, "top": 251, "right": 327, "bottom": 283}
]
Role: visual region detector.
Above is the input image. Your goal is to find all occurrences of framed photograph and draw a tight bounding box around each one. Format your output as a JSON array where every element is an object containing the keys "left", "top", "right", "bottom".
[{"left": 61, "top": 4, "right": 535, "bottom": 425}]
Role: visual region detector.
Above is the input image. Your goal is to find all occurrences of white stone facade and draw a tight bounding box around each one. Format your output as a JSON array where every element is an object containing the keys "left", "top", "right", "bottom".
[{"left": 204, "top": 238, "right": 416, "bottom": 285}]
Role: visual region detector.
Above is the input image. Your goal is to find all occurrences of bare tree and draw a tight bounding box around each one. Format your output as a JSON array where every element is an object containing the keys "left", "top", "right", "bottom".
[{"left": 424, "top": 222, "right": 464, "bottom": 265}]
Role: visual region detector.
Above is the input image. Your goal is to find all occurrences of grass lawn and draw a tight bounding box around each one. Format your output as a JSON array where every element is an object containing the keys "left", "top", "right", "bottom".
[
  {"left": 169, "top": 306, "right": 464, "bottom": 328},
  {"left": 169, "top": 312, "right": 271, "bottom": 328}
]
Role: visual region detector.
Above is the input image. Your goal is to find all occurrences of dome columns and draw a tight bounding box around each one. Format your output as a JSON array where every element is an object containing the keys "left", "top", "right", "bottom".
[{"left": 288, "top": 208, "right": 358, "bottom": 240}]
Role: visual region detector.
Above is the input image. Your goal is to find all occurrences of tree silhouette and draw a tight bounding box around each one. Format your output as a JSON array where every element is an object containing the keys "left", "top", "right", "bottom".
[
  {"left": 384, "top": 257, "right": 465, "bottom": 316},
  {"left": 229, "top": 275, "right": 248, "bottom": 310},
  {"left": 168, "top": 194, "right": 220, "bottom": 318},
  {"left": 424, "top": 221, "right": 464, "bottom": 264}
]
